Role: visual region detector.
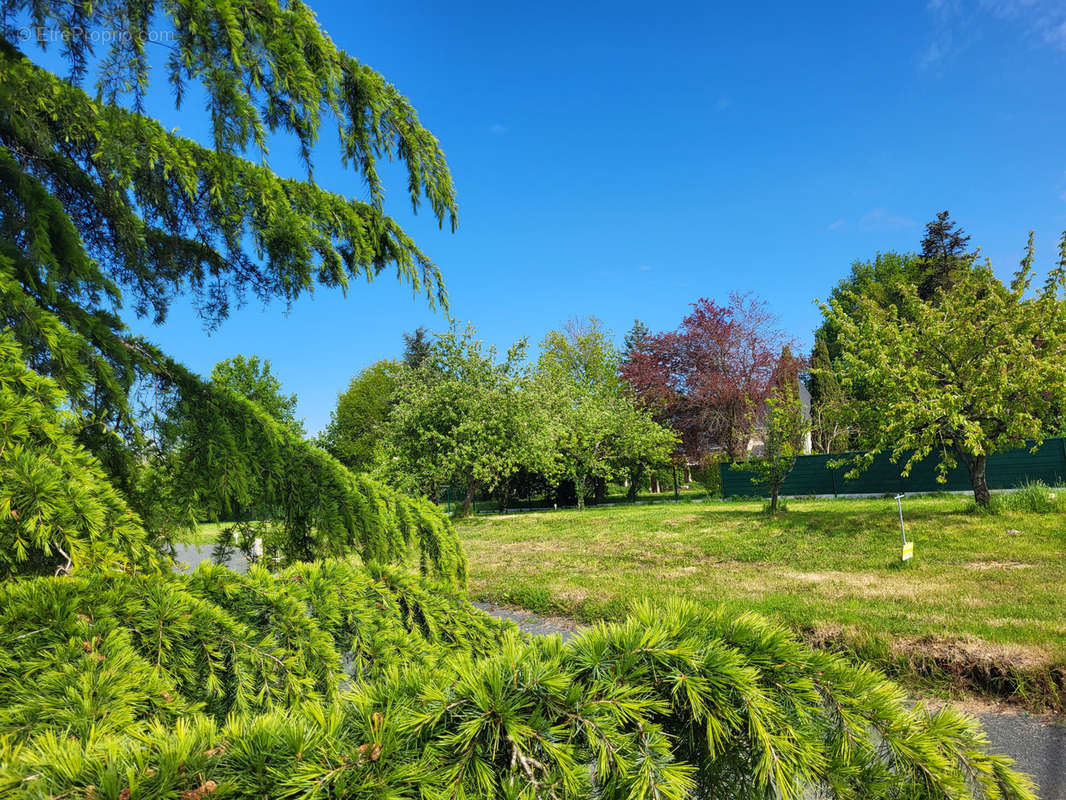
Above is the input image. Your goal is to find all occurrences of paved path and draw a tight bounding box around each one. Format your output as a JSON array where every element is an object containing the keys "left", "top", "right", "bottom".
[
  {"left": 173, "top": 542, "right": 250, "bottom": 573},
  {"left": 977, "top": 711, "right": 1066, "bottom": 800},
  {"left": 474, "top": 603, "right": 1066, "bottom": 799}
]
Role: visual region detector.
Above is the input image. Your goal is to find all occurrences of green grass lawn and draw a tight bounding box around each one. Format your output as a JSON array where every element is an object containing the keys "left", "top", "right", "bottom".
[
  {"left": 457, "top": 495, "right": 1066, "bottom": 705},
  {"left": 189, "top": 522, "right": 233, "bottom": 544}
]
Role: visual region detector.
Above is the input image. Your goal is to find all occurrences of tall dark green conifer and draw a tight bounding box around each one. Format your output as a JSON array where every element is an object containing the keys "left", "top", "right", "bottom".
[
  {"left": 402, "top": 325, "right": 434, "bottom": 368},
  {"left": 807, "top": 337, "right": 849, "bottom": 453},
  {"left": 917, "top": 210, "right": 973, "bottom": 301},
  {"left": 622, "top": 318, "right": 651, "bottom": 359}
]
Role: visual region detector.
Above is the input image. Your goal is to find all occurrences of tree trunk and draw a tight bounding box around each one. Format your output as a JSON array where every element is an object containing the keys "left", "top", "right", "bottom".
[
  {"left": 461, "top": 479, "right": 476, "bottom": 516},
  {"left": 650, "top": 473, "right": 659, "bottom": 494},
  {"left": 575, "top": 472, "right": 586, "bottom": 510},
  {"left": 627, "top": 463, "right": 643, "bottom": 502},
  {"left": 727, "top": 418, "right": 747, "bottom": 461},
  {"left": 770, "top": 485, "right": 779, "bottom": 513},
  {"left": 966, "top": 454, "right": 991, "bottom": 507}
]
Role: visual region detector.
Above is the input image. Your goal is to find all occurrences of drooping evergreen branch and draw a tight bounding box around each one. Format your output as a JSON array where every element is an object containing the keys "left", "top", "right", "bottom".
[
  {"left": 0, "top": 331, "right": 466, "bottom": 582},
  {"left": 0, "top": 589, "right": 1036, "bottom": 800},
  {"left": 0, "top": 562, "right": 509, "bottom": 738},
  {"left": 1, "top": 0, "right": 458, "bottom": 228},
  {"left": 158, "top": 357, "right": 467, "bottom": 583},
  {"left": 0, "top": 38, "right": 447, "bottom": 405},
  {"left": 0, "top": 4, "right": 465, "bottom": 577}
]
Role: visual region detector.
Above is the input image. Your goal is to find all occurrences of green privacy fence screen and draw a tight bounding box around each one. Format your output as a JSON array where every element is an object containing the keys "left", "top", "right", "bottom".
[{"left": 720, "top": 438, "right": 1066, "bottom": 498}]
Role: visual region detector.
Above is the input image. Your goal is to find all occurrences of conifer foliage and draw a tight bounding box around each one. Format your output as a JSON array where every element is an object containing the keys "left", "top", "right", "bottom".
[
  {"left": 0, "top": 331, "right": 158, "bottom": 579},
  {"left": 0, "top": 587, "right": 1036, "bottom": 800},
  {"left": 0, "top": 561, "right": 507, "bottom": 742},
  {"left": 168, "top": 369, "right": 467, "bottom": 581},
  {"left": 0, "top": 327, "right": 466, "bottom": 583},
  {"left": 0, "top": 0, "right": 462, "bottom": 568}
]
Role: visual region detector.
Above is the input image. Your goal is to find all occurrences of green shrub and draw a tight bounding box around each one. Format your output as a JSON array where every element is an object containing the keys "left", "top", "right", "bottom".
[
  {"left": 692, "top": 454, "right": 724, "bottom": 497},
  {"left": 0, "top": 561, "right": 511, "bottom": 739}
]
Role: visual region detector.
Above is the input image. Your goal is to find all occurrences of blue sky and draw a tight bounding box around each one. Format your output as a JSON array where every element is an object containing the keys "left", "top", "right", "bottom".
[{"left": 22, "top": 0, "right": 1066, "bottom": 433}]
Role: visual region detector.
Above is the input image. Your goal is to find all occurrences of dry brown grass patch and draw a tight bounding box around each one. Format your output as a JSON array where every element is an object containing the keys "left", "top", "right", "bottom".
[{"left": 963, "top": 560, "right": 1036, "bottom": 571}]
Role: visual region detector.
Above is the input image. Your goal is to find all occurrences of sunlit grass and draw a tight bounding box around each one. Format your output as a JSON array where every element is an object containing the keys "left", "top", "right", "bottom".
[{"left": 458, "top": 494, "right": 1066, "bottom": 703}]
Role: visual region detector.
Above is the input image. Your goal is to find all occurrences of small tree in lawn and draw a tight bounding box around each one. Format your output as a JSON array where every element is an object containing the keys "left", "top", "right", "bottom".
[
  {"left": 536, "top": 319, "right": 675, "bottom": 509},
  {"left": 735, "top": 383, "right": 808, "bottom": 512},
  {"left": 382, "top": 325, "right": 543, "bottom": 516},
  {"left": 819, "top": 233, "right": 1066, "bottom": 506}
]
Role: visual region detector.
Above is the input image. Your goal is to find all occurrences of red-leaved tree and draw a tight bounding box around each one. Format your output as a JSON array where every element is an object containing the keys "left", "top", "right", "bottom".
[{"left": 621, "top": 294, "right": 796, "bottom": 460}]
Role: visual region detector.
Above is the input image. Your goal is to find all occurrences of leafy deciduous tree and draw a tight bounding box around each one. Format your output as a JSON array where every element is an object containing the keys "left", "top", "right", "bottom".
[
  {"left": 812, "top": 252, "right": 922, "bottom": 367},
  {"left": 384, "top": 326, "right": 545, "bottom": 515},
  {"left": 810, "top": 212, "right": 974, "bottom": 448},
  {"left": 819, "top": 233, "right": 1066, "bottom": 506},
  {"left": 211, "top": 354, "right": 302, "bottom": 436},
  {"left": 319, "top": 360, "right": 400, "bottom": 472},
  {"left": 538, "top": 319, "right": 675, "bottom": 509},
  {"left": 734, "top": 381, "right": 809, "bottom": 512},
  {"left": 622, "top": 294, "right": 792, "bottom": 461}
]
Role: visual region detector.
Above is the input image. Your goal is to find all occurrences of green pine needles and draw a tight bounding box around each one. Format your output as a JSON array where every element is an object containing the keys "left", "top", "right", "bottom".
[
  {"left": 0, "top": 561, "right": 507, "bottom": 739},
  {"left": 0, "top": 6, "right": 462, "bottom": 569},
  {"left": 0, "top": 329, "right": 466, "bottom": 583},
  {"left": 0, "top": 331, "right": 159, "bottom": 579},
  {"left": 170, "top": 372, "right": 467, "bottom": 582},
  {"left": 0, "top": 582, "right": 1036, "bottom": 800}
]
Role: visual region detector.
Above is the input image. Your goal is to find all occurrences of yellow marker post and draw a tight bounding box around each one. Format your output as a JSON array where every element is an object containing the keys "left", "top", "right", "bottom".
[{"left": 895, "top": 494, "right": 913, "bottom": 562}]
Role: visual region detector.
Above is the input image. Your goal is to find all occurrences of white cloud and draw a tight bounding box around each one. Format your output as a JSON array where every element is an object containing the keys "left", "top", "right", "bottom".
[
  {"left": 638, "top": 264, "right": 653, "bottom": 272},
  {"left": 920, "top": 38, "right": 951, "bottom": 69},
  {"left": 488, "top": 123, "right": 507, "bottom": 135},
  {"left": 926, "top": 0, "right": 1066, "bottom": 63},
  {"left": 827, "top": 218, "right": 846, "bottom": 231},
  {"left": 980, "top": 0, "right": 1066, "bottom": 49},
  {"left": 858, "top": 208, "right": 918, "bottom": 232},
  {"left": 1044, "top": 17, "right": 1066, "bottom": 48}
]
